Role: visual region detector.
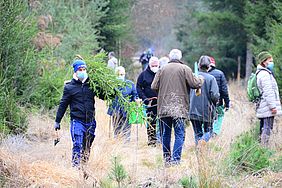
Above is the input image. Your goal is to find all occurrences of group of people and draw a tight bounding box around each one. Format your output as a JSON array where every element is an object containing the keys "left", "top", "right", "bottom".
[
  {"left": 54, "top": 49, "right": 281, "bottom": 168},
  {"left": 150, "top": 49, "right": 230, "bottom": 165}
]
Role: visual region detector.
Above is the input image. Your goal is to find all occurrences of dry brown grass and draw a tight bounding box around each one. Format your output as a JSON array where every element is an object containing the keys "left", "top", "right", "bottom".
[{"left": 0, "top": 82, "right": 281, "bottom": 187}]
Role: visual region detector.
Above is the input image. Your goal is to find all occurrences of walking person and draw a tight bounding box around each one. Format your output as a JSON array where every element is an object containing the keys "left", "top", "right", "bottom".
[
  {"left": 54, "top": 59, "right": 109, "bottom": 168},
  {"left": 159, "top": 56, "right": 169, "bottom": 69},
  {"left": 189, "top": 56, "right": 220, "bottom": 144},
  {"left": 207, "top": 56, "right": 230, "bottom": 136},
  {"left": 256, "top": 51, "right": 282, "bottom": 146},
  {"left": 107, "top": 51, "right": 118, "bottom": 70},
  {"left": 152, "top": 49, "right": 204, "bottom": 165},
  {"left": 137, "top": 56, "right": 160, "bottom": 146},
  {"left": 139, "top": 48, "right": 153, "bottom": 70},
  {"left": 107, "top": 66, "right": 138, "bottom": 142}
]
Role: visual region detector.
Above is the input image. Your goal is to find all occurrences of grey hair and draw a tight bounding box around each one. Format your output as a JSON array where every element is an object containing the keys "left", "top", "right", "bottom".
[
  {"left": 149, "top": 56, "right": 160, "bottom": 66},
  {"left": 169, "top": 49, "right": 182, "bottom": 60},
  {"left": 115, "top": 66, "right": 125, "bottom": 74},
  {"left": 159, "top": 56, "right": 169, "bottom": 68}
]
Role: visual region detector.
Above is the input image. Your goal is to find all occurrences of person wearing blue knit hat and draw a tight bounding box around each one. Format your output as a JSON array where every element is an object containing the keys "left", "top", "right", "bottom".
[
  {"left": 54, "top": 58, "right": 107, "bottom": 168},
  {"left": 73, "top": 59, "right": 87, "bottom": 72}
]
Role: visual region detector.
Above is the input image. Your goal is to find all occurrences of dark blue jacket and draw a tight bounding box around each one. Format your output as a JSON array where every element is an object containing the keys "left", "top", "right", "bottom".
[
  {"left": 208, "top": 67, "right": 230, "bottom": 108},
  {"left": 55, "top": 78, "right": 105, "bottom": 124},
  {"left": 137, "top": 67, "right": 158, "bottom": 113},
  {"left": 107, "top": 80, "right": 138, "bottom": 117},
  {"left": 189, "top": 72, "right": 220, "bottom": 123}
]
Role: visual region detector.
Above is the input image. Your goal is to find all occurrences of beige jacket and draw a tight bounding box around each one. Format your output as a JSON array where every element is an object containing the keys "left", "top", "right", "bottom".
[
  {"left": 256, "top": 65, "right": 282, "bottom": 118},
  {"left": 151, "top": 60, "right": 204, "bottom": 118}
]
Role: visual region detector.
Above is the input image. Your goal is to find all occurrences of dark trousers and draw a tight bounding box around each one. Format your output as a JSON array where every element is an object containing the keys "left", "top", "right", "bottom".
[
  {"left": 259, "top": 117, "right": 274, "bottom": 145},
  {"left": 146, "top": 111, "right": 157, "bottom": 146},
  {"left": 191, "top": 119, "right": 213, "bottom": 144}
]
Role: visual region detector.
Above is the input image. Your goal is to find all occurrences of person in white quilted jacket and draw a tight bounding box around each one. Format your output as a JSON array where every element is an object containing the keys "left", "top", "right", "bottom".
[{"left": 256, "top": 51, "right": 282, "bottom": 146}]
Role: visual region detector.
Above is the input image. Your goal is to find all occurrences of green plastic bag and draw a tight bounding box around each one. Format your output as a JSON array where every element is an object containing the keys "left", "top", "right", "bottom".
[
  {"left": 128, "top": 102, "right": 145, "bottom": 124},
  {"left": 213, "top": 105, "right": 225, "bottom": 135}
]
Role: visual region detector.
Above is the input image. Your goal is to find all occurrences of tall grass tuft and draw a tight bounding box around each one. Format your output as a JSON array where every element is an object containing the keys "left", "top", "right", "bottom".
[
  {"left": 227, "top": 126, "right": 272, "bottom": 174},
  {"left": 179, "top": 176, "right": 198, "bottom": 188}
]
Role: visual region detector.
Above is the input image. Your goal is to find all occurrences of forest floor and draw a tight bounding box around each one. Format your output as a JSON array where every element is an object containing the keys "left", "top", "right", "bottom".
[{"left": 0, "top": 82, "right": 281, "bottom": 187}]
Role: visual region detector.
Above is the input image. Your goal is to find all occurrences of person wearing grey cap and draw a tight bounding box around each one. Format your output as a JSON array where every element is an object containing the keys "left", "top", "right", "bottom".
[{"left": 189, "top": 55, "right": 220, "bottom": 145}]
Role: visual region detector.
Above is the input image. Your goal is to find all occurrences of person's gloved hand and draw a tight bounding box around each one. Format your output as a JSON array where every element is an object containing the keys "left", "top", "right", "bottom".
[
  {"left": 54, "top": 122, "right": 60, "bottom": 131},
  {"left": 225, "top": 107, "right": 229, "bottom": 112},
  {"left": 144, "top": 99, "right": 150, "bottom": 105}
]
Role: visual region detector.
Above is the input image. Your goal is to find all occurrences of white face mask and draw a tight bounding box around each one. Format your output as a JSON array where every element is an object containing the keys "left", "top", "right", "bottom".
[
  {"left": 118, "top": 75, "right": 125, "bottom": 81},
  {"left": 150, "top": 67, "right": 159, "bottom": 73}
]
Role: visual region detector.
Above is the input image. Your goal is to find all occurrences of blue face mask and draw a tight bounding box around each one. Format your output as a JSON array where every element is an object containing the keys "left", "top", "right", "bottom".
[
  {"left": 267, "top": 61, "right": 274, "bottom": 71},
  {"left": 77, "top": 71, "right": 88, "bottom": 80}
]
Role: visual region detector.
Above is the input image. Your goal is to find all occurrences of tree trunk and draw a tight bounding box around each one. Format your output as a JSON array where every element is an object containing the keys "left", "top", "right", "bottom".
[
  {"left": 245, "top": 43, "right": 253, "bottom": 82},
  {"left": 237, "top": 56, "right": 241, "bottom": 82}
]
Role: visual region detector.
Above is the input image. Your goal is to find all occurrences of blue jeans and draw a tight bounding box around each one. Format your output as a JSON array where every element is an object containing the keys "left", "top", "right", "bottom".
[
  {"left": 160, "top": 117, "right": 185, "bottom": 163},
  {"left": 70, "top": 119, "right": 96, "bottom": 167},
  {"left": 156, "top": 120, "right": 163, "bottom": 144}
]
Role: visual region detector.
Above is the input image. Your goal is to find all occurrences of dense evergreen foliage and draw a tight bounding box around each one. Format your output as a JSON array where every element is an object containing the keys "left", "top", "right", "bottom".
[
  {"left": 98, "top": 0, "right": 134, "bottom": 53},
  {"left": 0, "top": 0, "right": 38, "bottom": 133},
  {"left": 177, "top": 0, "right": 282, "bottom": 86},
  {"left": 0, "top": 0, "right": 134, "bottom": 134}
]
